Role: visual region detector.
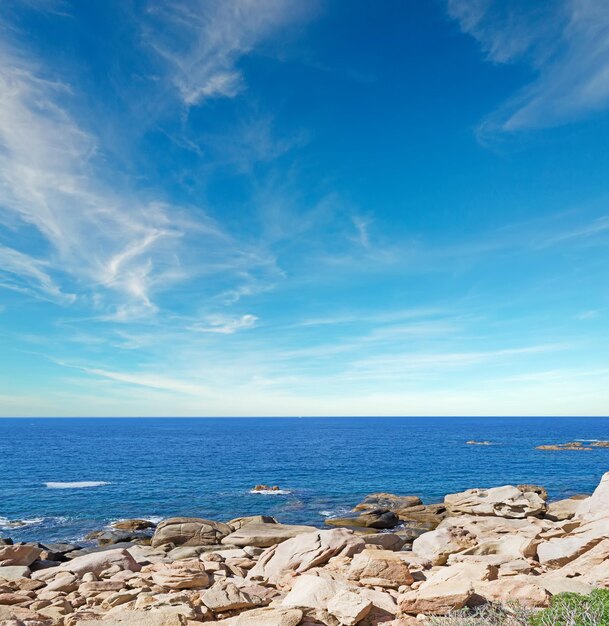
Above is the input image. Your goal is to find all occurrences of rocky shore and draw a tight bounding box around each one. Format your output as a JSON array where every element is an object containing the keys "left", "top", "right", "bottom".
[{"left": 2, "top": 472, "right": 609, "bottom": 625}]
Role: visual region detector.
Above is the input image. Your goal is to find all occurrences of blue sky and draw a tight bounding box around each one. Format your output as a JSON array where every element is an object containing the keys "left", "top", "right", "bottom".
[{"left": 0, "top": 0, "right": 608, "bottom": 416}]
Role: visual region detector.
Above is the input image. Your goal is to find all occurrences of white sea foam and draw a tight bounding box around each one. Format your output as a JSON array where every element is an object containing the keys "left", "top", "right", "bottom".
[
  {"left": 249, "top": 489, "right": 291, "bottom": 495},
  {"left": 44, "top": 481, "right": 110, "bottom": 489},
  {"left": 319, "top": 510, "right": 332, "bottom": 517},
  {"left": 0, "top": 516, "right": 44, "bottom": 528}
]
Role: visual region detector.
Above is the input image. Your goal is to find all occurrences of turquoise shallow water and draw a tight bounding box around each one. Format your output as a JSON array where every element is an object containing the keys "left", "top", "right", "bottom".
[{"left": 1, "top": 417, "right": 608, "bottom": 543}]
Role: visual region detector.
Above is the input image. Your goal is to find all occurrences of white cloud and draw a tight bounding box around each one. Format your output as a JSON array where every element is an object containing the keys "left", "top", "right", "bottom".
[
  {"left": 448, "top": 0, "right": 609, "bottom": 131},
  {"left": 0, "top": 40, "right": 281, "bottom": 319},
  {"left": 144, "top": 0, "right": 314, "bottom": 106},
  {"left": 190, "top": 313, "right": 258, "bottom": 334}
]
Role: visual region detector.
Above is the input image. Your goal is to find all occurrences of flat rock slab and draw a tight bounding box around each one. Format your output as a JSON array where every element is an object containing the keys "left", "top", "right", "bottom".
[{"left": 222, "top": 523, "right": 317, "bottom": 547}]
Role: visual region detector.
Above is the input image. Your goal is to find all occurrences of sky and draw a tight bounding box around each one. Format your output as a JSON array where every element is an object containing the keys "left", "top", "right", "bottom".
[{"left": 0, "top": 0, "right": 608, "bottom": 417}]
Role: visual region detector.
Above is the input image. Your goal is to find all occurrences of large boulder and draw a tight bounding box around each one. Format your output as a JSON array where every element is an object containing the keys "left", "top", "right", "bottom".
[
  {"left": 326, "top": 509, "right": 399, "bottom": 530},
  {"left": 31, "top": 548, "right": 140, "bottom": 580},
  {"left": 151, "top": 517, "right": 230, "bottom": 548},
  {"left": 545, "top": 497, "right": 584, "bottom": 522},
  {"left": 412, "top": 527, "right": 476, "bottom": 565},
  {"left": 537, "top": 518, "right": 609, "bottom": 568},
  {"left": 445, "top": 485, "right": 546, "bottom": 518},
  {"left": 227, "top": 516, "right": 277, "bottom": 531},
  {"left": 214, "top": 607, "right": 303, "bottom": 626},
  {"left": 473, "top": 577, "right": 551, "bottom": 608},
  {"left": 149, "top": 561, "right": 210, "bottom": 589},
  {"left": 575, "top": 471, "right": 609, "bottom": 521},
  {"left": 248, "top": 529, "right": 365, "bottom": 582},
  {"left": 348, "top": 549, "right": 414, "bottom": 588},
  {"left": 222, "top": 523, "right": 317, "bottom": 548},
  {"left": 202, "top": 579, "right": 261, "bottom": 612},
  {"left": 399, "top": 578, "right": 473, "bottom": 615},
  {"left": 0, "top": 544, "right": 42, "bottom": 567},
  {"left": 353, "top": 493, "right": 422, "bottom": 512},
  {"left": 282, "top": 575, "right": 372, "bottom": 626}
]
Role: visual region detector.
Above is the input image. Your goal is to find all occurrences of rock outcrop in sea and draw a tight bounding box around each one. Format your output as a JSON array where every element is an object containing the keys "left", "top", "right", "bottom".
[{"left": 2, "top": 472, "right": 609, "bottom": 624}]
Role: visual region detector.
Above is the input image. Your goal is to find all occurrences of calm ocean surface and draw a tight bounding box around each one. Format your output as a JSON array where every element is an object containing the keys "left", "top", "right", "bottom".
[{"left": 1, "top": 417, "right": 608, "bottom": 544}]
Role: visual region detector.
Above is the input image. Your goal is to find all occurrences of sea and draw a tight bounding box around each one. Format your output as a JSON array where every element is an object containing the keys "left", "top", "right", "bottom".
[{"left": 1, "top": 416, "right": 608, "bottom": 545}]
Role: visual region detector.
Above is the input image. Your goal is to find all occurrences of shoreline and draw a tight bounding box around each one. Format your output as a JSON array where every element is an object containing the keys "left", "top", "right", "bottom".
[{"left": 2, "top": 473, "right": 609, "bottom": 624}]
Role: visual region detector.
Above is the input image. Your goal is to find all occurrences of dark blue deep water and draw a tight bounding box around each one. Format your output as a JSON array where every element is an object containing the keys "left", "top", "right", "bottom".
[{"left": 1, "top": 417, "right": 609, "bottom": 544}]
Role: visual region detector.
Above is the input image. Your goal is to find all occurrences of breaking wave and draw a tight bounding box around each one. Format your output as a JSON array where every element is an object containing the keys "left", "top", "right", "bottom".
[{"left": 44, "top": 481, "right": 111, "bottom": 489}]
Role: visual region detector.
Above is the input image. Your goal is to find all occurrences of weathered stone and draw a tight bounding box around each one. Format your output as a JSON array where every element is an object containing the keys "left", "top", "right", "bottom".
[
  {"left": 0, "top": 566, "right": 30, "bottom": 581},
  {"left": 576, "top": 471, "right": 609, "bottom": 522},
  {"left": 31, "top": 549, "right": 140, "bottom": 580},
  {"left": 151, "top": 518, "right": 230, "bottom": 548},
  {"left": 348, "top": 549, "right": 414, "bottom": 588},
  {"left": 226, "top": 516, "right": 277, "bottom": 531},
  {"left": 545, "top": 498, "right": 582, "bottom": 522},
  {"left": 214, "top": 607, "right": 303, "bottom": 626},
  {"left": 399, "top": 578, "right": 473, "bottom": 615},
  {"left": 0, "top": 545, "right": 42, "bottom": 567},
  {"left": 282, "top": 575, "right": 372, "bottom": 625},
  {"left": 537, "top": 518, "right": 609, "bottom": 567},
  {"left": 201, "top": 579, "right": 258, "bottom": 612},
  {"left": 326, "top": 509, "right": 399, "bottom": 530},
  {"left": 150, "top": 561, "right": 210, "bottom": 590},
  {"left": 412, "top": 527, "right": 476, "bottom": 565},
  {"left": 353, "top": 494, "right": 422, "bottom": 512},
  {"left": 445, "top": 485, "right": 546, "bottom": 518},
  {"left": 362, "top": 533, "right": 407, "bottom": 551},
  {"left": 248, "top": 529, "right": 365, "bottom": 582},
  {"left": 473, "top": 577, "right": 551, "bottom": 608},
  {"left": 222, "top": 523, "right": 317, "bottom": 548},
  {"left": 111, "top": 519, "right": 156, "bottom": 531}
]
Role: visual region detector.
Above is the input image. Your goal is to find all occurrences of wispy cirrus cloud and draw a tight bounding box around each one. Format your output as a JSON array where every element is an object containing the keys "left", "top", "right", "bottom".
[
  {"left": 143, "top": 0, "right": 316, "bottom": 106},
  {"left": 448, "top": 0, "right": 609, "bottom": 132},
  {"left": 0, "top": 36, "right": 282, "bottom": 319}
]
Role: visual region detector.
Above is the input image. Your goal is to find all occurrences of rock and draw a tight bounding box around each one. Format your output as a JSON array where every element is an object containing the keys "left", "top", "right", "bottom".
[
  {"left": 575, "top": 471, "right": 609, "bottom": 521},
  {"left": 536, "top": 442, "right": 593, "bottom": 450},
  {"left": 517, "top": 484, "right": 548, "bottom": 502},
  {"left": 546, "top": 497, "right": 583, "bottom": 522},
  {"left": 395, "top": 503, "right": 447, "bottom": 529},
  {"left": 0, "top": 566, "right": 30, "bottom": 581},
  {"left": 537, "top": 518, "right": 609, "bottom": 568},
  {"left": 348, "top": 549, "right": 414, "bottom": 588},
  {"left": 150, "top": 562, "right": 210, "bottom": 590},
  {"left": 0, "top": 591, "right": 31, "bottom": 605},
  {"left": 31, "top": 548, "right": 140, "bottom": 580},
  {"left": 362, "top": 533, "right": 407, "bottom": 551},
  {"left": 249, "top": 529, "right": 365, "bottom": 582},
  {"left": 151, "top": 518, "right": 231, "bottom": 548},
  {"left": 252, "top": 485, "right": 282, "bottom": 492},
  {"left": 201, "top": 579, "right": 259, "bottom": 612},
  {"left": 326, "top": 509, "right": 400, "bottom": 530},
  {"left": 222, "top": 523, "right": 318, "bottom": 548},
  {"left": 111, "top": 519, "right": 156, "bottom": 531},
  {"left": 473, "top": 577, "right": 551, "bottom": 608},
  {"left": 39, "top": 543, "right": 81, "bottom": 561},
  {"left": 227, "top": 516, "right": 277, "bottom": 531},
  {"left": 444, "top": 485, "right": 546, "bottom": 518},
  {"left": 0, "top": 545, "right": 42, "bottom": 567},
  {"left": 412, "top": 527, "right": 476, "bottom": 565},
  {"left": 327, "top": 589, "right": 373, "bottom": 625},
  {"left": 74, "top": 608, "right": 189, "bottom": 625},
  {"left": 399, "top": 577, "right": 473, "bottom": 615},
  {"left": 353, "top": 494, "right": 422, "bottom": 512},
  {"left": 45, "top": 572, "right": 78, "bottom": 592},
  {"left": 282, "top": 575, "right": 372, "bottom": 625},
  {"left": 90, "top": 530, "right": 151, "bottom": 547},
  {"left": 214, "top": 607, "right": 303, "bottom": 626}
]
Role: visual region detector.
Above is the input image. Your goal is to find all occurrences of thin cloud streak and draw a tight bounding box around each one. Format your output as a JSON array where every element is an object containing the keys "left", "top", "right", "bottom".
[{"left": 448, "top": 0, "right": 609, "bottom": 132}]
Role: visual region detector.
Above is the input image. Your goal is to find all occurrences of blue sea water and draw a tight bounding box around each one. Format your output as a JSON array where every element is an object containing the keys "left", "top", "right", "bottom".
[{"left": 1, "top": 417, "right": 609, "bottom": 544}]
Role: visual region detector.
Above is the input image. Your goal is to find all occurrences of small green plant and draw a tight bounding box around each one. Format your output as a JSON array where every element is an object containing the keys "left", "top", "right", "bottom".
[
  {"left": 426, "top": 591, "right": 609, "bottom": 626},
  {"left": 530, "top": 589, "right": 609, "bottom": 626}
]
